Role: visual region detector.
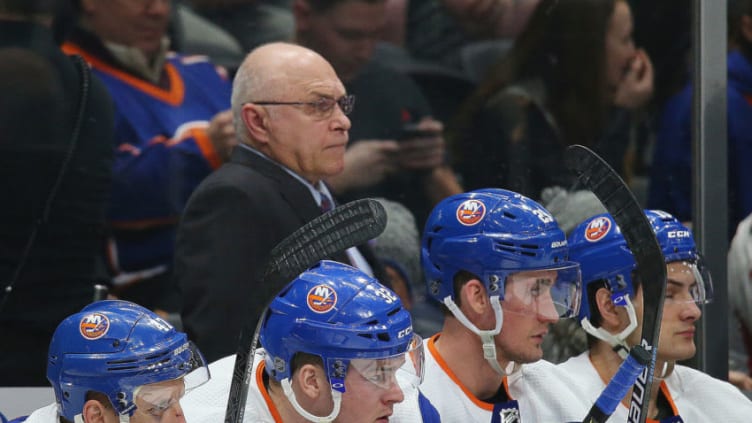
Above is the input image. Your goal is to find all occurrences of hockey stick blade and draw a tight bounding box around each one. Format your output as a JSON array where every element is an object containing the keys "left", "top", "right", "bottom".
[
  {"left": 565, "top": 145, "right": 667, "bottom": 423},
  {"left": 264, "top": 198, "right": 388, "bottom": 284},
  {"left": 225, "top": 198, "right": 388, "bottom": 423}
]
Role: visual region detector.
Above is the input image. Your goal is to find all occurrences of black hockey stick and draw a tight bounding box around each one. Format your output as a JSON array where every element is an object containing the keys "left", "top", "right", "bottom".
[
  {"left": 565, "top": 145, "right": 667, "bottom": 423},
  {"left": 224, "top": 198, "right": 388, "bottom": 423}
]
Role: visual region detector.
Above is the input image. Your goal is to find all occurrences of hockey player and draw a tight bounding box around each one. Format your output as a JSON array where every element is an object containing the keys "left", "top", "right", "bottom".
[
  {"left": 561, "top": 210, "right": 752, "bottom": 421},
  {"left": 419, "top": 188, "right": 586, "bottom": 421},
  {"left": 182, "top": 260, "right": 438, "bottom": 422},
  {"left": 22, "top": 300, "right": 210, "bottom": 423}
]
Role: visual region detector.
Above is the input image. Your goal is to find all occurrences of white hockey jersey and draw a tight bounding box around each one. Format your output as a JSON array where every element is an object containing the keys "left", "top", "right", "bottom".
[
  {"left": 182, "top": 350, "right": 437, "bottom": 422},
  {"left": 14, "top": 403, "right": 57, "bottom": 423},
  {"left": 419, "top": 334, "right": 587, "bottom": 422},
  {"left": 559, "top": 351, "right": 752, "bottom": 422}
]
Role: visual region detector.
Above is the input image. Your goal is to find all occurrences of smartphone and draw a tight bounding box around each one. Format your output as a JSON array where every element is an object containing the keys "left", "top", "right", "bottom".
[{"left": 399, "top": 123, "right": 439, "bottom": 140}]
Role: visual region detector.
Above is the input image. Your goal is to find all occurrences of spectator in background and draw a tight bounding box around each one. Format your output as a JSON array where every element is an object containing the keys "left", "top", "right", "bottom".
[
  {"left": 190, "top": 0, "right": 295, "bottom": 53},
  {"left": 175, "top": 42, "right": 388, "bottom": 362},
  {"left": 21, "top": 300, "right": 210, "bottom": 423},
  {"left": 372, "top": 198, "right": 443, "bottom": 337},
  {"left": 60, "top": 0, "right": 236, "bottom": 316},
  {"left": 649, "top": 0, "right": 752, "bottom": 234},
  {"left": 405, "top": 0, "right": 538, "bottom": 71},
  {"left": 629, "top": 0, "right": 692, "bottom": 112},
  {"left": 450, "top": 0, "right": 653, "bottom": 202},
  {"left": 293, "top": 0, "right": 462, "bottom": 227},
  {"left": 0, "top": 0, "right": 113, "bottom": 385}
]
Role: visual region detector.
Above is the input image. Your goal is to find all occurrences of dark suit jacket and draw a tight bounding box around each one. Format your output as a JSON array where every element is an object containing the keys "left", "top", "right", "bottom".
[{"left": 175, "top": 146, "right": 386, "bottom": 362}]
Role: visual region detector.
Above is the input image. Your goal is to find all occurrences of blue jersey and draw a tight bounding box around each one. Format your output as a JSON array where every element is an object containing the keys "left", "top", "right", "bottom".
[
  {"left": 63, "top": 43, "right": 231, "bottom": 277},
  {"left": 649, "top": 49, "right": 752, "bottom": 233}
]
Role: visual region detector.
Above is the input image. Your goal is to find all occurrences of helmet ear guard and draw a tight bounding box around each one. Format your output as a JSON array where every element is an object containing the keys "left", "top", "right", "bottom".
[{"left": 46, "top": 300, "right": 209, "bottom": 422}]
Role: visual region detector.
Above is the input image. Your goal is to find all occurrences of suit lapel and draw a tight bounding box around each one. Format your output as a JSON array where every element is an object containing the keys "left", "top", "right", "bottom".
[
  {"left": 230, "top": 147, "right": 321, "bottom": 223},
  {"left": 229, "top": 146, "right": 388, "bottom": 286}
]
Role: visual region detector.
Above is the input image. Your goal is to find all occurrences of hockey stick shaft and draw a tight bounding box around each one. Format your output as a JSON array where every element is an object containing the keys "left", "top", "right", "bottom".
[
  {"left": 581, "top": 345, "right": 651, "bottom": 423},
  {"left": 224, "top": 198, "right": 387, "bottom": 423},
  {"left": 565, "top": 145, "right": 666, "bottom": 423}
]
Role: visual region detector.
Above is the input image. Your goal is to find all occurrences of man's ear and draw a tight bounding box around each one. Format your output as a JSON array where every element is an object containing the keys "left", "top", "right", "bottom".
[
  {"left": 81, "top": 399, "right": 109, "bottom": 423},
  {"left": 241, "top": 103, "right": 271, "bottom": 145},
  {"left": 295, "top": 363, "right": 326, "bottom": 399},
  {"left": 594, "top": 287, "right": 622, "bottom": 331},
  {"left": 460, "top": 278, "right": 489, "bottom": 316},
  {"left": 293, "top": 0, "right": 315, "bottom": 32}
]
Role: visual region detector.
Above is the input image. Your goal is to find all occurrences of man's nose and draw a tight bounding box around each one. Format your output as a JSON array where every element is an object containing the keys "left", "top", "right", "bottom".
[{"left": 384, "top": 379, "right": 405, "bottom": 404}]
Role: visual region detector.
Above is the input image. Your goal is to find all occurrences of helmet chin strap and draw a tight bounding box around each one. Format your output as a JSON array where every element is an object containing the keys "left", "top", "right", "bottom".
[
  {"left": 444, "top": 295, "right": 515, "bottom": 376},
  {"left": 282, "top": 378, "right": 342, "bottom": 423},
  {"left": 580, "top": 295, "right": 638, "bottom": 360},
  {"left": 654, "top": 360, "right": 674, "bottom": 379}
]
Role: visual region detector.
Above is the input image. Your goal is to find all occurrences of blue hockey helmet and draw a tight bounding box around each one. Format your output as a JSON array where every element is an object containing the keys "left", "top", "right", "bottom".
[
  {"left": 47, "top": 300, "right": 209, "bottom": 421},
  {"left": 568, "top": 209, "right": 711, "bottom": 324},
  {"left": 421, "top": 188, "right": 581, "bottom": 317},
  {"left": 260, "top": 260, "right": 423, "bottom": 393}
]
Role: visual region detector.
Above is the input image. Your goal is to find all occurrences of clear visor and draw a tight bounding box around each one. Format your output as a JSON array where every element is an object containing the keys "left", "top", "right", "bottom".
[
  {"left": 127, "top": 342, "right": 210, "bottom": 419},
  {"left": 348, "top": 334, "right": 424, "bottom": 391},
  {"left": 665, "top": 260, "right": 713, "bottom": 305},
  {"left": 502, "top": 263, "right": 582, "bottom": 320}
]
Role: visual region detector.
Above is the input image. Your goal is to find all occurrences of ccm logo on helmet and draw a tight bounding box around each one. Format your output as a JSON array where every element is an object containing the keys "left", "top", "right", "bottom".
[
  {"left": 585, "top": 216, "right": 612, "bottom": 242},
  {"left": 307, "top": 284, "right": 338, "bottom": 313},
  {"left": 456, "top": 199, "right": 486, "bottom": 226},
  {"left": 397, "top": 326, "right": 413, "bottom": 339},
  {"left": 79, "top": 312, "right": 110, "bottom": 340},
  {"left": 667, "top": 230, "right": 691, "bottom": 238}
]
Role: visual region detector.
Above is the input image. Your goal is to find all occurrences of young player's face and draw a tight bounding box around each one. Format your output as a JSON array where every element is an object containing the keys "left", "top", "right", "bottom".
[
  {"left": 99, "top": 378, "right": 187, "bottom": 423},
  {"left": 496, "top": 270, "right": 560, "bottom": 364},
  {"left": 130, "top": 378, "right": 187, "bottom": 423},
  {"left": 334, "top": 359, "right": 405, "bottom": 423},
  {"left": 627, "top": 261, "right": 702, "bottom": 362},
  {"left": 657, "top": 261, "right": 702, "bottom": 361},
  {"left": 261, "top": 58, "right": 351, "bottom": 184}
]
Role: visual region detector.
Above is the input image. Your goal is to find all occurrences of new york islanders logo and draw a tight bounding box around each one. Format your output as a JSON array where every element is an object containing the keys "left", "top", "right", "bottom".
[
  {"left": 456, "top": 199, "right": 486, "bottom": 226},
  {"left": 79, "top": 312, "right": 110, "bottom": 340},
  {"left": 585, "top": 216, "right": 612, "bottom": 242},
  {"left": 307, "top": 284, "right": 338, "bottom": 313}
]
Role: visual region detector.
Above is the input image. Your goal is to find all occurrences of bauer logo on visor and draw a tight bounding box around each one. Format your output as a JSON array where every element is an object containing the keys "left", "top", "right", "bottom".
[
  {"left": 307, "top": 284, "right": 338, "bottom": 313},
  {"left": 456, "top": 199, "right": 486, "bottom": 226},
  {"left": 585, "top": 216, "right": 612, "bottom": 242},
  {"left": 79, "top": 312, "right": 110, "bottom": 340}
]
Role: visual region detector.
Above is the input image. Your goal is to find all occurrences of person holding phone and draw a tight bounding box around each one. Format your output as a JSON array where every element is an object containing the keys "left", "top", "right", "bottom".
[{"left": 292, "top": 0, "right": 463, "bottom": 228}]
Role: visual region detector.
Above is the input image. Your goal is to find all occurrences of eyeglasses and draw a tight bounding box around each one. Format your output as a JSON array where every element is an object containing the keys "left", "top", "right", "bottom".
[{"left": 252, "top": 95, "right": 355, "bottom": 119}]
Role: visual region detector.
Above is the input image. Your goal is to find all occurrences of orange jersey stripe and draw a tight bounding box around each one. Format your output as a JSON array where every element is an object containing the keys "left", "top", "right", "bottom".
[
  {"left": 62, "top": 42, "right": 185, "bottom": 106},
  {"left": 257, "top": 361, "right": 284, "bottom": 423},
  {"left": 192, "top": 127, "right": 222, "bottom": 169},
  {"left": 427, "top": 334, "right": 498, "bottom": 411}
]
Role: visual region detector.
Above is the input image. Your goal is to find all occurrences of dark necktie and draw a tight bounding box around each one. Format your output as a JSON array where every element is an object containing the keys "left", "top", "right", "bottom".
[{"left": 319, "top": 191, "right": 333, "bottom": 213}]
